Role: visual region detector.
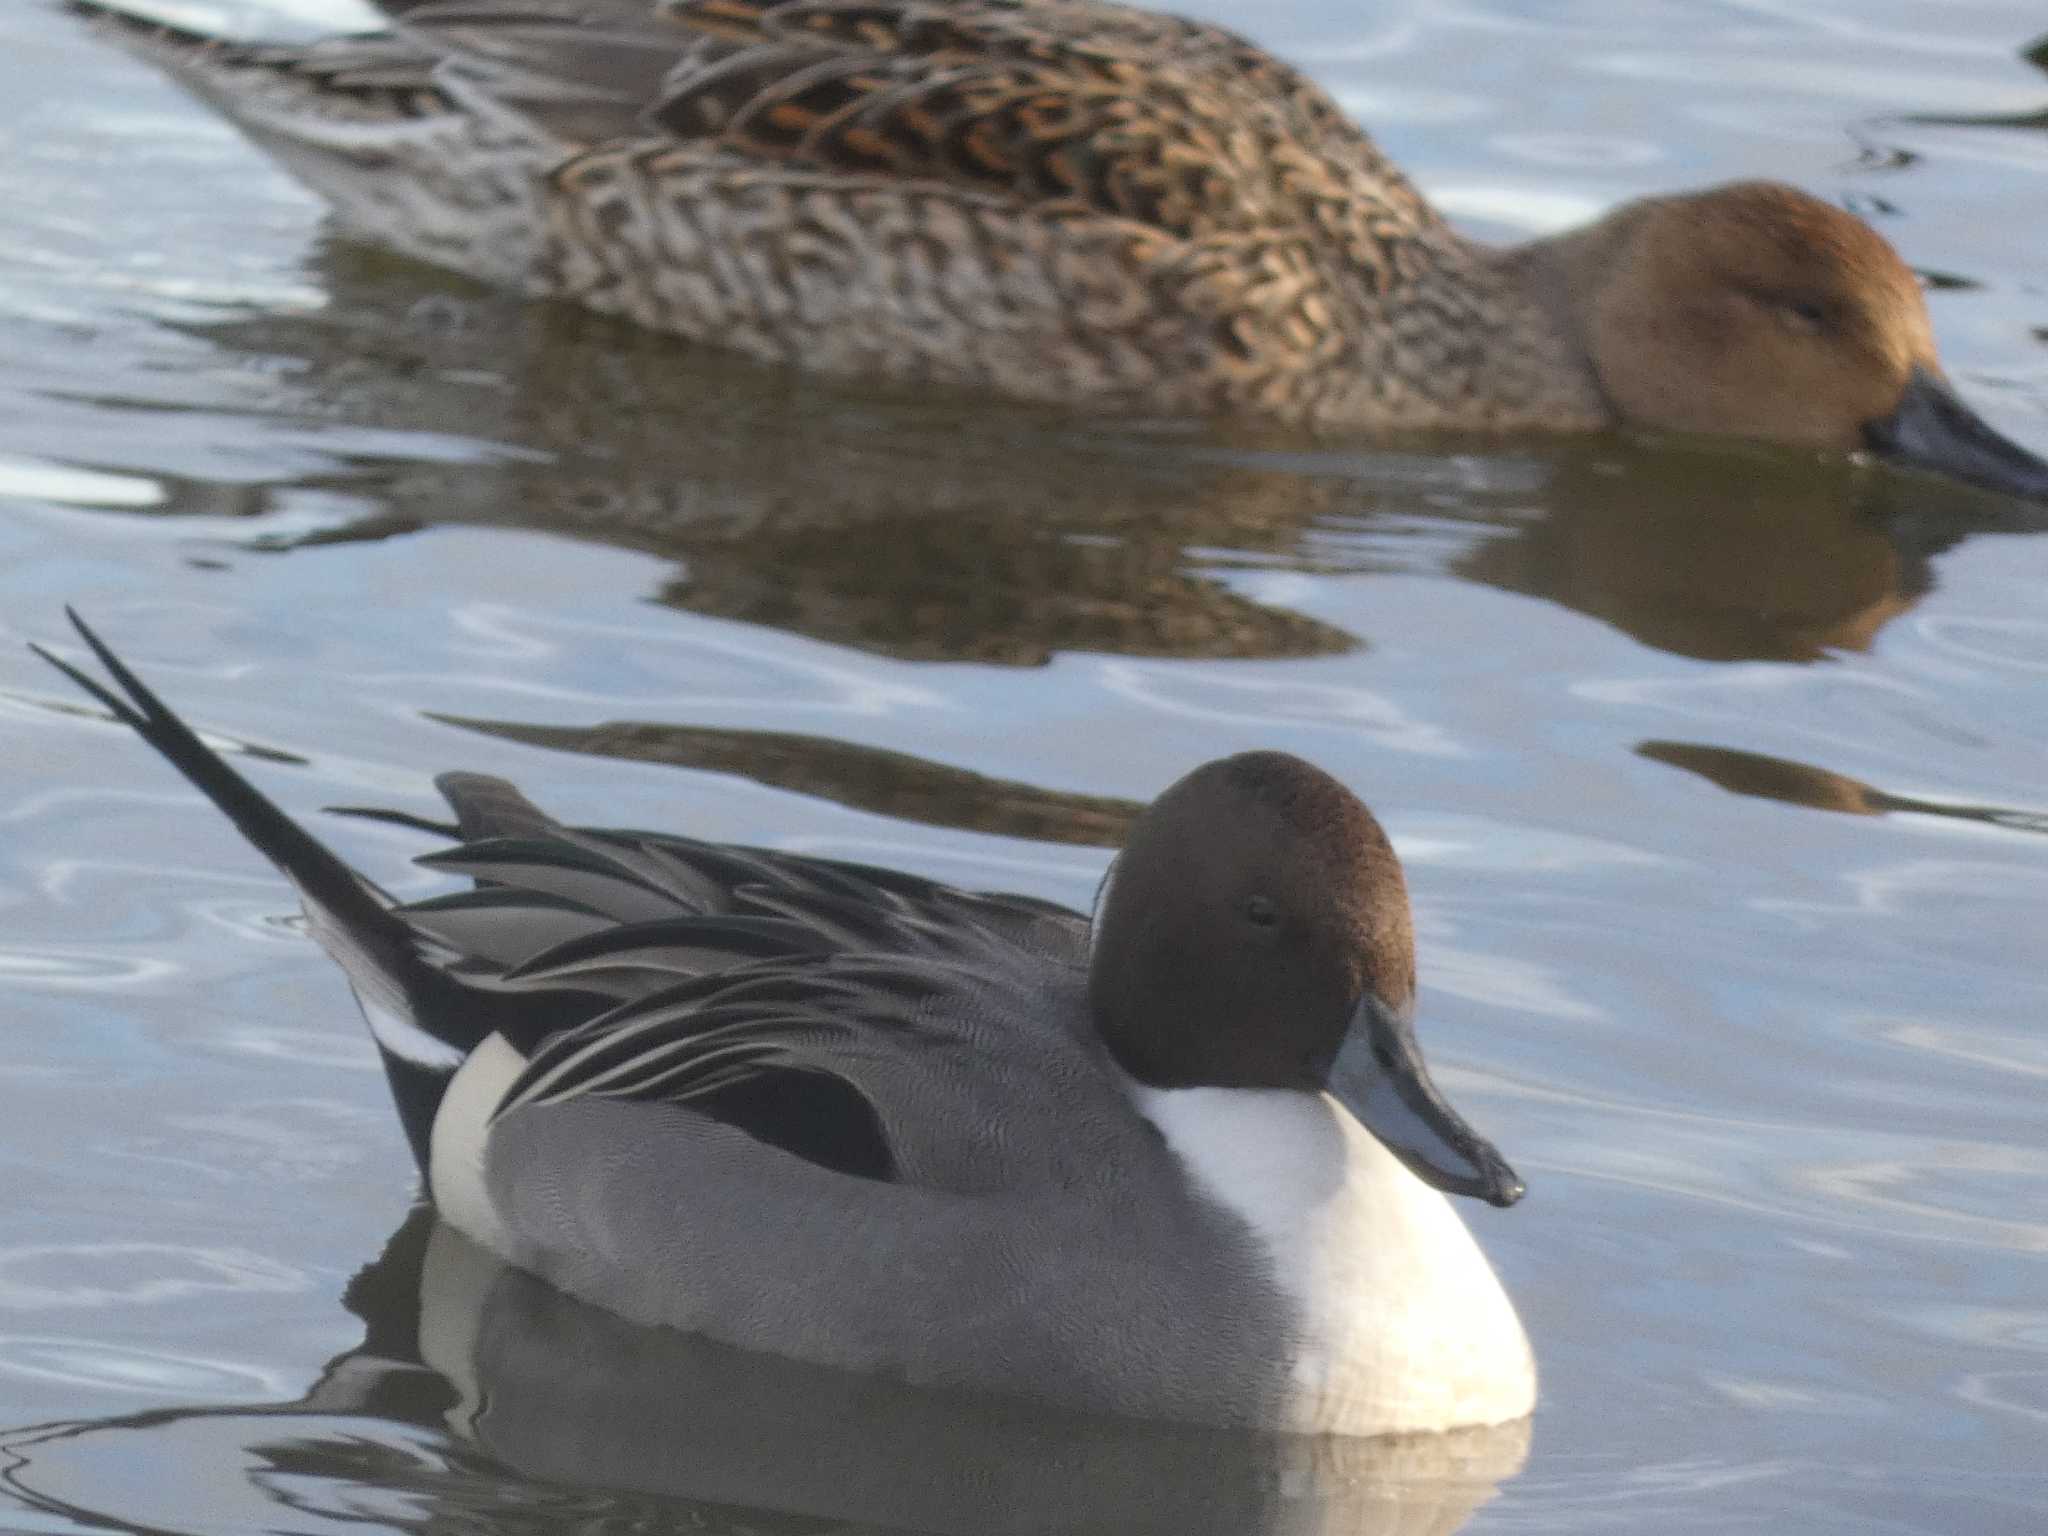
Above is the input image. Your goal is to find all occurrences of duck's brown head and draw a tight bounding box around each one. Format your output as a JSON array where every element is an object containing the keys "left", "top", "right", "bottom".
[
  {"left": 1090, "top": 751, "right": 1521, "bottom": 1207},
  {"left": 1560, "top": 180, "right": 2048, "bottom": 499}
]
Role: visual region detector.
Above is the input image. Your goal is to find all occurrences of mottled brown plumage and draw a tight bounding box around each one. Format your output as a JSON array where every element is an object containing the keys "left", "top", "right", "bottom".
[{"left": 74, "top": 1, "right": 2048, "bottom": 491}]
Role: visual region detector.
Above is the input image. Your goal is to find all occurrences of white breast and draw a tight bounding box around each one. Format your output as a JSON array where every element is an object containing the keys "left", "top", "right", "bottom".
[
  {"left": 1137, "top": 1086, "right": 1536, "bottom": 1437},
  {"left": 429, "top": 1032, "right": 529, "bottom": 1259}
]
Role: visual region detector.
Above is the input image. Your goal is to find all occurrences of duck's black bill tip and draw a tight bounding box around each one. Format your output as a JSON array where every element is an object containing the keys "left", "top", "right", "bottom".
[
  {"left": 1866, "top": 366, "right": 2048, "bottom": 503},
  {"left": 1403, "top": 1133, "right": 1524, "bottom": 1209},
  {"left": 1479, "top": 1160, "right": 1526, "bottom": 1210},
  {"left": 1333, "top": 996, "right": 1528, "bottom": 1210},
  {"left": 1439, "top": 1134, "right": 1524, "bottom": 1208}
]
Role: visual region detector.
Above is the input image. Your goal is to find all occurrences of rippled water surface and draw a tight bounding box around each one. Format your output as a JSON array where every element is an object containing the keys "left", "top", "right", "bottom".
[{"left": 3, "top": 1, "right": 2047, "bottom": 1532}]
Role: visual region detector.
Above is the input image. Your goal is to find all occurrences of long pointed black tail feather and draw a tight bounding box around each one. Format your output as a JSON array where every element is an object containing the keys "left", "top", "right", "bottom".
[{"left": 32, "top": 610, "right": 482, "bottom": 1170}]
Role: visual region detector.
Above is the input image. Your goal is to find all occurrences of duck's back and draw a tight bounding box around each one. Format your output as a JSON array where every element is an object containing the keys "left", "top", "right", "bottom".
[{"left": 83, "top": 0, "right": 1598, "bottom": 426}]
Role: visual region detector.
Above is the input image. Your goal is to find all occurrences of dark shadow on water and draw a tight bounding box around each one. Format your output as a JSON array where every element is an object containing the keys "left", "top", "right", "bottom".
[
  {"left": 0, "top": 1208, "right": 1531, "bottom": 1536},
  {"left": 434, "top": 715, "right": 1143, "bottom": 846},
  {"left": 1638, "top": 741, "right": 2048, "bottom": 834},
  {"left": 47, "top": 231, "right": 2048, "bottom": 669},
  {"left": 1900, "top": 29, "right": 2048, "bottom": 129}
]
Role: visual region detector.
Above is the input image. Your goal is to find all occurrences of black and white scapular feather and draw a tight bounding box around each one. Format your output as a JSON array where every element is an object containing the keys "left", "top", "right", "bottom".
[{"left": 36, "top": 609, "right": 1085, "bottom": 1184}]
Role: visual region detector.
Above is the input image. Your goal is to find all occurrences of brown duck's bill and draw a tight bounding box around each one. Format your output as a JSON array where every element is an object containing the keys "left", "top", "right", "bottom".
[
  {"left": 1866, "top": 365, "right": 2048, "bottom": 502},
  {"left": 1330, "top": 995, "right": 1524, "bottom": 1209}
]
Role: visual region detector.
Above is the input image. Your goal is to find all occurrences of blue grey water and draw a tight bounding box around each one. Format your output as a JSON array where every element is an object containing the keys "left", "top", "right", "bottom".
[{"left": 1, "top": 1, "right": 2045, "bottom": 1532}]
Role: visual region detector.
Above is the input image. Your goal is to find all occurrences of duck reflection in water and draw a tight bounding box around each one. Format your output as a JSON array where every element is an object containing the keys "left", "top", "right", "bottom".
[
  {"left": 1444, "top": 438, "right": 2047, "bottom": 664},
  {"left": 0, "top": 1208, "right": 1531, "bottom": 1536},
  {"left": 128, "top": 259, "right": 2048, "bottom": 674}
]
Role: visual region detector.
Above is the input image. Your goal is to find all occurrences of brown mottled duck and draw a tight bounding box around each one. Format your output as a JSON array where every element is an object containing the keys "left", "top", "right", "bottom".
[{"left": 77, "top": 0, "right": 2048, "bottom": 496}]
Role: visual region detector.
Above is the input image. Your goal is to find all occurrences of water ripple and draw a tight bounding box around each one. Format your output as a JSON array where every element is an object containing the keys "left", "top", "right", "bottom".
[
  {"left": 1881, "top": 1020, "right": 2048, "bottom": 1082},
  {"left": 1955, "top": 1371, "right": 2048, "bottom": 1427},
  {"left": 1592, "top": 51, "right": 2044, "bottom": 112},
  {"left": 213, "top": 1027, "right": 379, "bottom": 1070},
  {"left": 0, "top": 1336, "right": 284, "bottom": 1398},
  {"left": 0, "top": 1245, "right": 309, "bottom": 1310},
  {"left": 0, "top": 950, "right": 178, "bottom": 989},
  {"left": 440, "top": 602, "right": 942, "bottom": 718},
  {"left": 1099, "top": 660, "right": 1466, "bottom": 755},
  {"left": 1506, "top": 1079, "right": 2048, "bottom": 1253},
  {"left": 1795, "top": 1145, "right": 2048, "bottom": 1252},
  {"left": 1910, "top": 614, "right": 2048, "bottom": 674},
  {"left": 1427, "top": 943, "right": 1607, "bottom": 1022},
  {"left": 0, "top": 455, "right": 163, "bottom": 510}
]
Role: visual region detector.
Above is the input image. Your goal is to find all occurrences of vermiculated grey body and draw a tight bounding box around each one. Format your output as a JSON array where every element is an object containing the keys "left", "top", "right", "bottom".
[{"left": 487, "top": 1054, "right": 1299, "bottom": 1425}]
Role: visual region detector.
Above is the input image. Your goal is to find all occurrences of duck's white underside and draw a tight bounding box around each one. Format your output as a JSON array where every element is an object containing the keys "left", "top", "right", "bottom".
[
  {"left": 430, "top": 1032, "right": 525, "bottom": 1256},
  {"left": 428, "top": 1033, "right": 1534, "bottom": 1437},
  {"left": 1135, "top": 1085, "right": 1536, "bottom": 1436}
]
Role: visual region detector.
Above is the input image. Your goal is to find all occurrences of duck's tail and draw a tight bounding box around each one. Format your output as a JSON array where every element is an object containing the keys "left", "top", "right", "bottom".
[
  {"left": 31, "top": 610, "right": 484, "bottom": 1171},
  {"left": 66, "top": 1, "right": 402, "bottom": 101},
  {"left": 67, "top": 0, "right": 550, "bottom": 289}
]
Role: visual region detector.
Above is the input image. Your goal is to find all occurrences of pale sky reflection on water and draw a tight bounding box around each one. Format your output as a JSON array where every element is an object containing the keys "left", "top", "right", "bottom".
[{"left": 0, "top": 1, "right": 2045, "bottom": 1532}]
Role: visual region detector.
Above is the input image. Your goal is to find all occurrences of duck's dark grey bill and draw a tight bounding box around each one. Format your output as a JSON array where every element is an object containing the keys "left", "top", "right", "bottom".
[
  {"left": 1330, "top": 995, "right": 1523, "bottom": 1208},
  {"left": 1866, "top": 365, "right": 2048, "bottom": 502}
]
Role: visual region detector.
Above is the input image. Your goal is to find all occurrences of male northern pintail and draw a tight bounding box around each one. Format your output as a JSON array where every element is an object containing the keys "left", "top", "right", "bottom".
[
  {"left": 79, "top": 0, "right": 2048, "bottom": 498},
  {"left": 38, "top": 612, "right": 1533, "bottom": 1437}
]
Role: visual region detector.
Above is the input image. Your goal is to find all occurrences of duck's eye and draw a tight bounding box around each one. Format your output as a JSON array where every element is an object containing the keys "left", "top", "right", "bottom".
[
  {"left": 1243, "top": 894, "right": 1279, "bottom": 928},
  {"left": 1778, "top": 297, "right": 1829, "bottom": 335}
]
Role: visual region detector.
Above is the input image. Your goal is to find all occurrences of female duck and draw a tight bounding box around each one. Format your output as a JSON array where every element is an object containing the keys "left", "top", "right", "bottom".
[
  {"left": 39, "top": 612, "right": 1533, "bottom": 1436},
  {"left": 83, "top": 0, "right": 2048, "bottom": 497}
]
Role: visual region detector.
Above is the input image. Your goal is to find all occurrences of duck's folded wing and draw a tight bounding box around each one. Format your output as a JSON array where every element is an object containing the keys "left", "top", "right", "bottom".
[
  {"left": 371, "top": 0, "right": 1436, "bottom": 243},
  {"left": 363, "top": 769, "right": 1091, "bottom": 1002},
  {"left": 489, "top": 948, "right": 1097, "bottom": 1192}
]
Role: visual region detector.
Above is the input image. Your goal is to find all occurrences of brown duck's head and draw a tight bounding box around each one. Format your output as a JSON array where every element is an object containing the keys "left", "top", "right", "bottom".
[
  {"left": 1089, "top": 752, "right": 1522, "bottom": 1208},
  {"left": 1574, "top": 181, "right": 2048, "bottom": 500}
]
